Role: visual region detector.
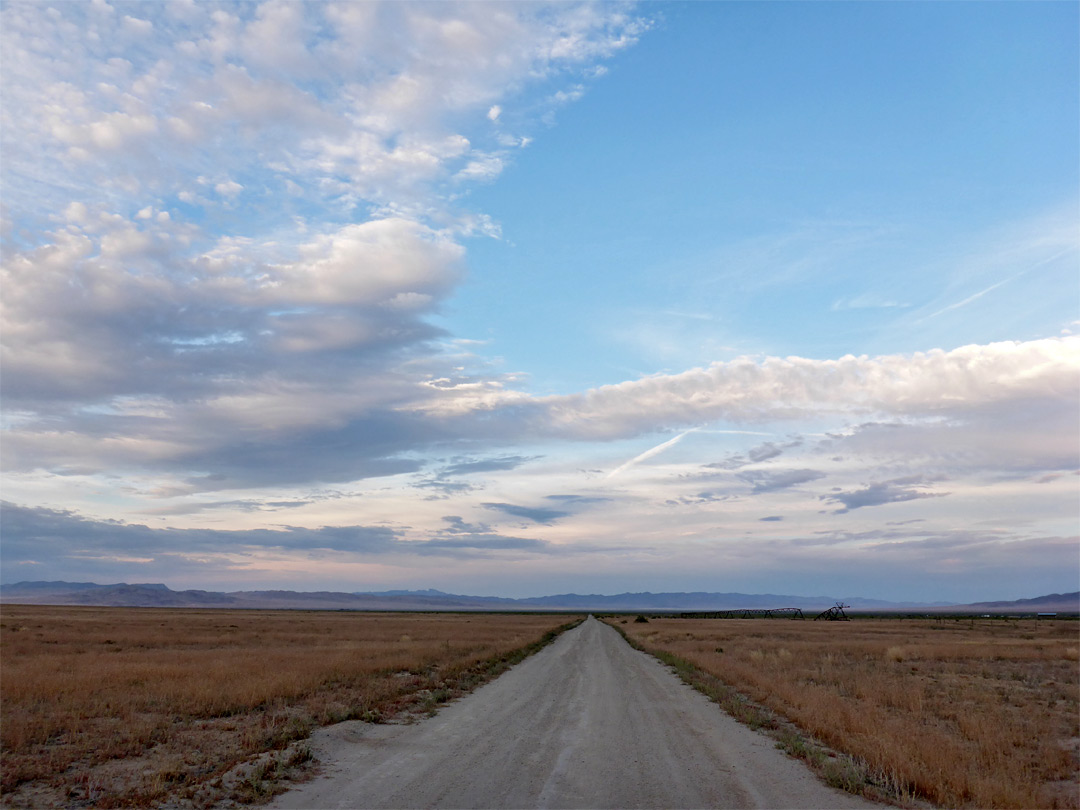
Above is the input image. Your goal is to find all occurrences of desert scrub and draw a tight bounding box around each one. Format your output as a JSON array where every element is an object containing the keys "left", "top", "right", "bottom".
[
  {"left": 613, "top": 616, "right": 1079, "bottom": 809},
  {"left": 1, "top": 606, "right": 582, "bottom": 807}
]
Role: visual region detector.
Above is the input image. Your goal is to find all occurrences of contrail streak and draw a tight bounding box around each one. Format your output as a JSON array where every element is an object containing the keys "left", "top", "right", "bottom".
[
  {"left": 920, "top": 277, "right": 1012, "bottom": 322},
  {"left": 606, "top": 428, "right": 697, "bottom": 479}
]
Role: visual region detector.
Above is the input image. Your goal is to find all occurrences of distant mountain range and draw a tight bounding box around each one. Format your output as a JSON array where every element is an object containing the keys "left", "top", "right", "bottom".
[
  {"left": 961, "top": 592, "right": 1080, "bottom": 612},
  {"left": 1, "top": 580, "right": 1076, "bottom": 613},
  {"left": 358, "top": 589, "right": 953, "bottom": 611}
]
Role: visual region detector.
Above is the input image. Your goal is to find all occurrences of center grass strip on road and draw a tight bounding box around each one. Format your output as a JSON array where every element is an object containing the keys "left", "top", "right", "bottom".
[{"left": 1, "top": 608, "right": 584, "bottom": 808}]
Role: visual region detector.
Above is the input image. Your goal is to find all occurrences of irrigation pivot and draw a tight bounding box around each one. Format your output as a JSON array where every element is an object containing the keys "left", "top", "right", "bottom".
[
  {"left": 814, "top": 602, "right": 851, "bottom": 621},
  {"left": 677, "top": 608, "right": 805, "bottom": 619}
]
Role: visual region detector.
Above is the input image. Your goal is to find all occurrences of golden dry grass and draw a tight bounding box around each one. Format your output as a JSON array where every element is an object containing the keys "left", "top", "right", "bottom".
[
  {"left": 1, "top": 605, "right": 580, "bottom": 807},
  {"left": 615, "top": 616, "right": 1080, "bottom": 809}
]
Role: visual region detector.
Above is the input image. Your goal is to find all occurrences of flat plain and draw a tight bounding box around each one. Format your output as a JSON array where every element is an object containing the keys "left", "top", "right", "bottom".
[
  {"left": 616, "top": 615, "right": 1080, "bottom": 809},
  {"left": 0, "top": 606, "right": 579, "bottom": 807},
  {"left": 4, "top": 606, "right": 1077, "bottom": 810}
]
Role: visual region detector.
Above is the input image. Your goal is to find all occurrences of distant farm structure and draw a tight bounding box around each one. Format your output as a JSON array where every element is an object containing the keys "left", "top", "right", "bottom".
[
  {"left": 672, "top": 602, "right": 853, "bottom": 621},
  {"left": 814, "top": 602, "right": 851, "bottom": 621},
  {"left": 677, "top": 608, "right": 805, "bottom": 619}
]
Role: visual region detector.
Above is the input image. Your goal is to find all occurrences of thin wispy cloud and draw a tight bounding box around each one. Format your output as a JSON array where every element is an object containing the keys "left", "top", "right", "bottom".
[
  {"left": 481, "top": 503, "right": 570, "bottom": 525},
  {"left": 606, "top": 428, "right": 698, "bottom": 479},
  {"left": 919, "top": 277, "right": 1016, "bottom": 322}
]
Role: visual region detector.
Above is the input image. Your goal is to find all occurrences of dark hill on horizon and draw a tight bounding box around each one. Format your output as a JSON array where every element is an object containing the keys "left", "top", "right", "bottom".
[{"left": 1, "top": 580, "right": 1075, "bottom": 613}]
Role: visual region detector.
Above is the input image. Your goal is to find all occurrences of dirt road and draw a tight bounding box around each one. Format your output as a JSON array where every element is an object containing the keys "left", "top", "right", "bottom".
[{"left": 270, "top": 616, "right": 879, "bottom": 809}]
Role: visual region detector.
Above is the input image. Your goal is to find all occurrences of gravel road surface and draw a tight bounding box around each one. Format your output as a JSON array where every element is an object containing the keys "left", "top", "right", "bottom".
[{"left": 269, "top": 616, "right": 880, "bottom": 809}]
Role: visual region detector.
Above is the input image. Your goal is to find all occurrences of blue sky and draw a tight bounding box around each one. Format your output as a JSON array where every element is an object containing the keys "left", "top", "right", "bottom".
[
  {"left": 2, "top": 1, "right": 1077, "bottom": 602},
  {"left": 454, "top": 2, "right": 1077, "bottom": 389}
]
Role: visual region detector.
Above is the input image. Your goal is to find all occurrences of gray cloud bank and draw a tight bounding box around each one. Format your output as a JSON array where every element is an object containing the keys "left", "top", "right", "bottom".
[
  {"left": 5, "top": 501, "right": 1076, "bottom": 602},
  {"left": 0, "top": 501, "right": 562, "bottom": 574},
  {"left": 4, "top": 338, "right": 1077, "bottom": 493}
]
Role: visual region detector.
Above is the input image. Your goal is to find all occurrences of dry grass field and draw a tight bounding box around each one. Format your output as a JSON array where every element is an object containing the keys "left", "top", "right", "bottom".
[
  {"left": 0, "top": 606, "right": 580, "bottom": 807},
  {"left": 615, "top": 615, "right": 1079, "bottom": 809}
]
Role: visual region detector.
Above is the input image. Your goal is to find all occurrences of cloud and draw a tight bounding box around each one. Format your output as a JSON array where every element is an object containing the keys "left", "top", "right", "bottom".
[
  {"left": 4, "top": 324, "right": 1076, "bottom": 493},
  {"left": 424, "top": 516, "right": 550, "bottom": 555},
  {"left": 817, "top": 401, "right": 1078, "bottom": 476},
  {"left": 419, "top": 534, "right": 549, "bottom": 554},
  {"left": 481, "top": 503, "right": 570, "bottom": 525},
  {"left": 545, "top": 494, "right": 611, "bottom": 505},
  {"left": 214, "top": 180, "right": 243, "bottom": 198},
  {"left": 524, "top": 339, "right": 1080, "bottom": 439},
  {"left": 1, "top": 0, "right": 650, "bottom": 496},
  {"left": 3, "top": 217, "right": 457, "bottom": 398},
  {"left": 797, "top": 525, "right": 1076, "bottom": 568},
  {"left": 412, "top": 455, "right": 540, "bottom": 498},
  {"left": 440, "top": 456, "right": 537, "bottom": 477},
  {"left": 0, "top": 501, "right": 400, "bottom": 559},
  {"left": 2, "top": 1, "right": 648, "bottom": 218},
  {"left": 1035, "top": 473, "right": 1065, "bottom": 484},
  {"left": 143, "top": 498, "right": 313, "bottom": 517},
  {"left": 747, "top": 441, "right": 791, "bottom": 463},
  {"left": 440, "top": 516, "right": 493, "bottom": 535},
  {"left": 665, "top": 491, "right": 737, "bottom": 507},
  {"left": 0, "top": 502, "right": 569, "bottom": 575},
  {"left": 821, "top": 476, "right": 948, "bottom": 514},
  {"left": 0, "top": 214, "right": 470, "bottom": 490},
  {"left": 737, "top": 469, "right": 827, "bottom": 494},
  {"left": 413, "top": 479, "right": 480, "bottom": 499},
  {"left": 669, "top": 526, "right": 1080, "bottom": 604},
  {"left": 455, "top": 153, "right": 505, "bottom": 182},
  {"left": 707, "top": 439, "right": 801, "bottom": 470},
  {"left": 831, "top": 293, "right": 906, "bottom": 311},
  {"left": 261, "top": 218, "right": 465, "bottom": 307},
  {"left": 139, "top": 488, "right": 356, "bottom": 517}
]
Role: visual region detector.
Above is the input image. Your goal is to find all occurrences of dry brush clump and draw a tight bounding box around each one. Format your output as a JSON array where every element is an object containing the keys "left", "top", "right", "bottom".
[
  {"left": 1, "top": 606, "right": 580, "bottom": 807},
  {"left": 616, "top": 616, "right": 1079, "bottom": 809}
]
